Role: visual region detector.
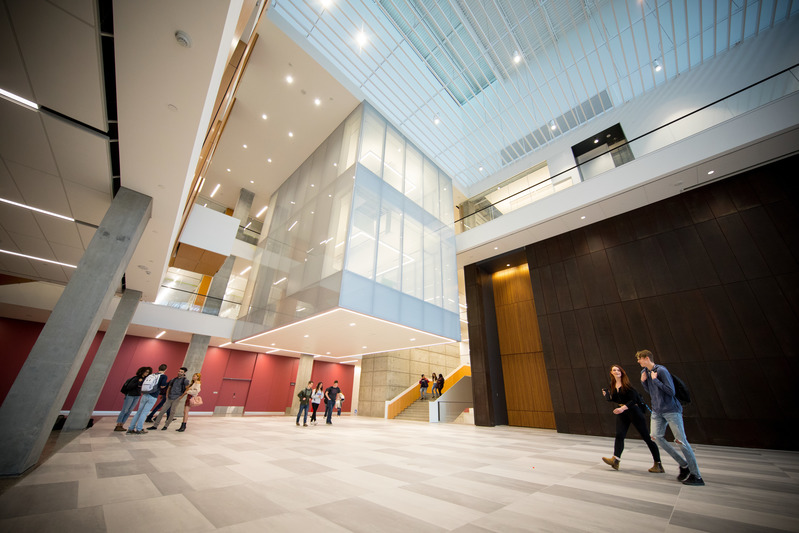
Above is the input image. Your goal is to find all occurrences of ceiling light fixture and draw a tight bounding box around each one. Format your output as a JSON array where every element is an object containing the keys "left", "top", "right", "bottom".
[
  {"left": 479, "top": 166, "right": 483, "bottom": 171},
  {"left": 707, "top": 170, "right": 715, "bottom": 175},
  {"left": 349, "top": 322, "right": 356, "bottom": 326},
  {"left": 513, "top": 51, "right": 522, "bottom": 64},
  {"left": 433, "top": 117, "right": 440, "bottom": 125},
  {"left": 314, "top": 98, "right": 321, "bottom": 106},
  {"left": 581, "top": 216, "right": 586, "bottom": 220},
  {"left": 0, "top": 248, "right": 76, "bottom": 268},
  {"left": 243, "top": 144, "right": 247, "bottom": 149},
  {"left": 340, "top": 360, "right": 358, "bottom": 364},
  {"left": 321, "top": 0, "right": 332, "bottom": 8},
  {"left": 594, "top": 139, "right": 599, "bottom": 144},
  {"left": 288, "top": 221, "right": 298, "bottom": 231},
  {"left": 256, "top": 206, "right": 268, "bottom": 217},
  {"left": 356, "top": 30, "right": 368, "bottom": 48},
  {"left": 210, "top": 184, "right": 220, "bottom": 197},
  {"left": 267, "top": 158, "right": 272, "bottom": 163},
  {"left": 550, "top": 120, "right": 558, "bottom": 130},
  {"left": 0, "top": 197, "right": 74, "bottom": 221},
  {"left": 303, "top": 334, "right": 309, "bottom": 338},
  {"left": 174, "top": 30, "right": 192, "bottom": 48},
  {"left": 226, "top": 168, "right": 231, "bottom": 172},
  {"left": 155, "top": 330, "right": 167, "bottom": 339},
  {"left": 0, "top": 88, "right": 39, "bottom": 110},
  {"left": 261, "top": 113, "right": 267, "bottom": 120},
  {"left": 286, "top": 75, "right": 294, "bottom": 84},
  {"left": 654, "top": 59, "right": 662, "bottom": 72},
  {"left": 240, "top": 266, "right": 251, "bottom": 275},
  {"left": 249, "top": 180, "right": 254, "bottom": 184},
  {"left": 288, "top": 131, "right": 294, "bottom": 137}
]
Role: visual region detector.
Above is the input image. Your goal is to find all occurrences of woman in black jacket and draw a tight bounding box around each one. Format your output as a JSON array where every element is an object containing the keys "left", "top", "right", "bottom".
[
  {"left": 114, "top": 366, "right": 152, "bottom": 432},
  {"left": 601, "top": 364, "right": 663, "bottom": 473}
]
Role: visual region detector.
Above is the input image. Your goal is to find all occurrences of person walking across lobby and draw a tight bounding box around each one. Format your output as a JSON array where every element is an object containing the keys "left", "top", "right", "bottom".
[
  {"left": 637, "top": 349, "right": 704, "bottom": 486},
  {"left": 297, "top": 380, "right": 313, "bottom": 427},
  {"left": 601, "top": 364, "right": 663, "bottom": 473},
  {"left": 324, "top": 380, "right": 341, "bottom": 425}
]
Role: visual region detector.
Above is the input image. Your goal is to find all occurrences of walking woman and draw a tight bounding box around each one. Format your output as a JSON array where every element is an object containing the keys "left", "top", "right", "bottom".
[
  {"left": 114, "top": 366, "right": 152, "bottom": 432},
  {"left": 310, "top": 382, "right": 324, "bottom": 425},
  {"left": 176, "top": 372, "right": 201, "bottom": 432},
  {"left": 601, "top": 364, "right": 663, "bottom": 473}
]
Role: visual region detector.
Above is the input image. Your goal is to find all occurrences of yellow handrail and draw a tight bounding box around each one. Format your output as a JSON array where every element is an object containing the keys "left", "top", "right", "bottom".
[{"left": 386, "top": 365, "right": 471, "bottom": 419}]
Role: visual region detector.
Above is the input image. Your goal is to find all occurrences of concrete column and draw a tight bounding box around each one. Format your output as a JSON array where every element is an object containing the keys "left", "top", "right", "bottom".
[
  {"left": 202, "top": 255, "right": 235, "bottom": 316},
  {"left": 290, "top": 354, "right": 314, "bottom": 414},
  {"left": 61, "top": 289, "right": 142, "bottom": 433},
  {"left": 183, "top": 334, "right": 211, "bottom": 377},
  {"left": 0, "top": 188, "right": 152, "bottom": 475},
  {"left": 233, "top": 188, "right": 254, "bottom": 241}
]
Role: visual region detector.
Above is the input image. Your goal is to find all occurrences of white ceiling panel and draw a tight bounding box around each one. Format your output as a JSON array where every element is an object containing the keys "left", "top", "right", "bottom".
[
  {"left": 0, "top": 160, "right": 23, "bottom": 202},
  {"left": 0, "top": 206, "right": 45, "bottom": 239},
  {"left": 42, "top": 113, "right": 111, "bottom": 194},
  {"left": 76, "top": 223, "right": 97, "bottom": 250},
  {"left": 0, "top": 3, "right": 33, "bottom": 101},
  {"left": 5, "top": 160, "right": 71, "bottom": 216},
  {"left": 63, "top": 181, "right": 111, "bottom": 226},
  {"left": 48, "top": 242, "right": 83, "bottom": 266},
  {"left": 8, "top": 232, "right": 56, "bottom": 261},
  {"left": 0, "top": 253, "right": 38, "bottom": 278},
  {"left": 50, "top": 0, "right": 97, "bottom": 27},
  {"left": 643, "top": 167, "right": 699, "bottom": 204},
  {"left": 33, "top": 214, "right": 84, "bottom": 249},
  {"left": 7, "top": 0, "right": 106, "bottom": 130},
  {"left": 30, "top": 261, "right": 69, "bottom": 284},
  {"left": 0, "top": 100, "right": 57, "bottom": 175},
  {"left": 598, "top": 187, "right": 649, "bottom": 219}
]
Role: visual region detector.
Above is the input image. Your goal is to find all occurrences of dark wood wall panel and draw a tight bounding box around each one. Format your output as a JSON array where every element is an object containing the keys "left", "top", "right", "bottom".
[{"left": 467, "top": 154, "right": 799, "bottom": 450}]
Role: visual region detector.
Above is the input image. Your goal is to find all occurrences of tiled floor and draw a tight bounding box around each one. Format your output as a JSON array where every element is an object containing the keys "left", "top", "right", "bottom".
[{"left": 0, "top": 415, "right": 797, "bottom": 532}]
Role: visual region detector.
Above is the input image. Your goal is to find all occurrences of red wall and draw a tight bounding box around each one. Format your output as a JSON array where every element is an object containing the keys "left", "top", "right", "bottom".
[{"left": 0, "top": 317, "right": 355, "bottom": 415}]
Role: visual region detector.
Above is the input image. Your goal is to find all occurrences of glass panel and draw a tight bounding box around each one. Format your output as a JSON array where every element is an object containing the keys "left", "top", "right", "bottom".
[
  {"left": 423, "top": 158, "right": 438, "bottom": 216},
  {"left": 423, "top": 226, "right": 442, "bottom": 307},
  {"left": 338, "top": 106, "right": 362, "bottom": 174},
  {"left": 359, "top": 107, "right": 385, "bottom": 176},
  {"left": 401, "top": 210, "right": 422, "bottom": 298},
  {"left": 383, "top": 126, "right": 405, "bottom": 192},
  {"left": 345, "top": 184, "right": 378, "bottom": 279},
  {"left": 375, "top": 199, "right": 402, "bottom": 289},
  {"left": 404, "top": 145, "right": 423, "bottom": 206}
]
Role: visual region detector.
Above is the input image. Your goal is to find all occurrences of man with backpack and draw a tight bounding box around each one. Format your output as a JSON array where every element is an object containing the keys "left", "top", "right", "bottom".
[
  {"left": 636, "top": 349, "right": 704, "bottom": 486},
  {"left": 127, "top": 364, "right": 166, "bottom": 434},
  {"left": 149, "top": 367, "right": 190, "bottom": 431}
]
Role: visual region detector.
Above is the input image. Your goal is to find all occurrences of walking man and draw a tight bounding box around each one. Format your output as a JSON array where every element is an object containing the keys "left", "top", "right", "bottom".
[
  {"left": 324, "top": 380, "right": 341, "bottom": 425},
  {"left": 149, "top": 367, "right": 189, "bottom": 431},
  {"left": 296, "top": 380, "right": 313, "bottom": 427},
  {"left": 636, "top": 350, "right": 704, "bottom": 486}
]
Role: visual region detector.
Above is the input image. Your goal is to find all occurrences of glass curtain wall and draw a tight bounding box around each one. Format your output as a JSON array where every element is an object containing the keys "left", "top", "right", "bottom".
[{"left": 234, "top": 102, "right": 459, "bottom": 342}]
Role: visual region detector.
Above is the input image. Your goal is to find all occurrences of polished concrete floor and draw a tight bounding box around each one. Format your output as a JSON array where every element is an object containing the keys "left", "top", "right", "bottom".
[{"left": 0, "top": 415, "right": 797, "bottom": 532}]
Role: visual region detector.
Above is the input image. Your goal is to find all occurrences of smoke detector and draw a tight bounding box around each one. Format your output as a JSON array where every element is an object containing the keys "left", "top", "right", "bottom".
[{"left": 175, "top": 30, "right": 192, "bottom": 48}]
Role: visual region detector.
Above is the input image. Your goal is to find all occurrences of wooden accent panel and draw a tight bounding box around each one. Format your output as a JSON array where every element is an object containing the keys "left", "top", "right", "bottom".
[
  {"left": 492, "top": 264, "right": 555, "bottom": 429},
  {"left": 193, "top": 275, "right": 213, "bottom": 307}
]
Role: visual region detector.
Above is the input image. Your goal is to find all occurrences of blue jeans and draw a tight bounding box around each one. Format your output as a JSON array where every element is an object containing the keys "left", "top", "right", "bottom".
[
  {"left": 116, "top": 394, "right": 139, "bottom": 424},
  {"left": 651, "top": 411, "right": 701, "bottom": 476},
  {"left": 325, "top": 400, "right": 335, "bottom": 423},
  {"left": 296, "top": 403, "right": 309, "bottom": 424},
  {"left": 129, "top": 395, "right": 158, "bottom": 431},
  {"left": 420, "top": 386, "right": 428, "bottom": 399},
  {"left": 147, "top": 395, "right": 166, "bottom": 419}
]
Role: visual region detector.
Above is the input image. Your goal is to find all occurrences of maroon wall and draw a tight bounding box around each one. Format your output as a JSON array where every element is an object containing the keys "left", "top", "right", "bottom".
[{"left": 0, "top": 319, "right": 354, "bottom": 415}]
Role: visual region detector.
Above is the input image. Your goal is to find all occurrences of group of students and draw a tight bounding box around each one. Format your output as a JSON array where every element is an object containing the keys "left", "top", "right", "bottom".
[
  {"left": 601, "top": 349, "right": 704, "bottom": 486},
  {"left": 113, "top": 364, "right": 201, "bottom": 434},
  {"left": 296, "top": 380, "right": 344, "bottom": 426},
  {"left": 418, "top": 373, "right": 444, "bottom": 400}
]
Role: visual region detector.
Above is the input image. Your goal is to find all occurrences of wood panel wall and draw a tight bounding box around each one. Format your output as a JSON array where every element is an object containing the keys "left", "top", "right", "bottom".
[
  {"left": 492, "top": 265, "right": 555, "bottom": 429},
  {"left": 523, "top": 155, "right": 799, "bottom": 450}
]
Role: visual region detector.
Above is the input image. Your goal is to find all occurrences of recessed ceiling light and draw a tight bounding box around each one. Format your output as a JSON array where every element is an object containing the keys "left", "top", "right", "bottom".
[
  {"left": 210, "top": 184, "right": 220, "bottom": 197},
  {"left": 506, "top": 264, "right": 511, "bottom": 267},
  {"left": 333, "top": 162, "right": 337, "bottom": 167},
  {"left": 155, "top": 330, "right": 166, "bottom": 339},
  {"left": 0, "top": 197, "right": 74, "bottom": 221},
  {"left": 550, "top": 120, "right": 557, "bottom": 130},
  {"left": 362, "top": 346, "right": 367, "bottom": 349},
  {"left": 310, "top": 184, "right": 315, "bottom": 187},
  {"left": 356, "top": 30, "right": 368, "bottom": 47},
  {"left": 707, "top": 170, "right": 715, "bottom": 175},
  {"left": 242, "top": 144, "right": 247, "bottom": 149},
  {"left": 250, "top": 180, "right": 254, "bottom": 184},
  {"left": 513, "top": 51, "right": 522, "bottom": 64},
  {"left": 410, "top": 338, "right": 416, "bottom": 341},
  {"left": 0, "top": 249, "right": 76, "bottom": 268},
  {"left": 286, "top": 75, "right": 293, "bottom": 84},
  {"left": 271, "top": 343, "right": 275, "bottom": 346},
  {"left": 314, "top": 98, "right": 321, "bottom": 106},
  {"left": 594, "top": 139, "right": 599, "bottom": 144},
  {"left": 494, "top": 246, "right": 498, "bottom": 250},
  {"left": 261, "top": 113, "right": 267, "bottom": 120},
  {"left": 240, "top": 266, "right": 251, "bottom": 275},
  {"left": 0, "top": 88, "right": 39, "bottom": 110},
  {"left": 433, "top": 117, "right": 440, "bottom": 125},
  {"left": 581, "top": 215, "right": 586, "bottom": 219},
  {"left": 654, "top": 59, "right": 662, "bottom": 72},
  {"left": 326, "top": 352, "right": 331, "bottom": 355},
  {"left": 288, "top": 131, "right": 293, "bottom": 137},
  {"left": 479, "top": 166, "right": 483, "bottom": 171},
  {"left": 256, "top": 206, "right": 268, "bottom": 217},
  {"left": 349, "top": 322, "right": 356, "bottom": 326},
  {"left": 303, "top": 334, "right": 309, "bottom": 338},
  {"left": 267, "top": 158, "right": 272, "bottom": 163},
  {"left": 226, "top": 168, "right": 231, "bottom": 172},
  {"left": 321, "top": 0, "right": 332, "bottom": 8}
]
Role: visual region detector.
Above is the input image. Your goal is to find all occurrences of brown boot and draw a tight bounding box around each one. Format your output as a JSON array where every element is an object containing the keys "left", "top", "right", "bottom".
[
  {"left": 114, "top": 423, "right": 125, "bottom": 432},
  {"left": 648, "top": 462, "right": 665, "bottom": 473},
  {"left": 602, "top": 456, "right": 620, "bottom": 470}
]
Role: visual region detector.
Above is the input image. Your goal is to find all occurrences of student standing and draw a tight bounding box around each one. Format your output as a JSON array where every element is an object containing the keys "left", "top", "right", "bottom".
[
  {"left": 297, "top": 380, "right": 313, "bottom": 426},
  {"left": 310, "top": 382, "right": 324, "bottom": 425},
  {"left": 637, "top": 350, "right": 704, "bottom": 486},
  {"left": 114, "top": 367, "right": 151, "bottom": 432},
  {"left": 176, "top": 373, "right": 201, "bottom": 432},
  {"left": 601, "top": 364, "right": 663, "bottom": 473},
  {"left": 324, "top": 380, "right": 341, "bottom": 425},
  {"left": 149, "top": 367, "right": 189, "bottom": 431}
]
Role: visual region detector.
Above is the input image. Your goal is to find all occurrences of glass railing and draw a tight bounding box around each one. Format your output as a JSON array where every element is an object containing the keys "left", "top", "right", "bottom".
[
  {"left": 455, "top": 64, "right": 799, "bottom": 233},
  {"left": 154, "top": 286, "right": 242, "bottom": 320}
]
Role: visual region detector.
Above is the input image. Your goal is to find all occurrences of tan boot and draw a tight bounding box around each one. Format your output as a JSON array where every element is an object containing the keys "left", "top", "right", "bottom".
[
  {"left": 602, "top": 456, "right": 620, "bottom": 470},
  {"left": 648, "top": 462, "right": 665, "bottom": 473},
  {"left": 114, "top": 423, "right": 125, "bottom": 432}
]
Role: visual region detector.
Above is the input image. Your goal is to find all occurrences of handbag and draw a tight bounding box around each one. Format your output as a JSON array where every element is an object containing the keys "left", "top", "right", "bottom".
[{"left": 189, "top": 395, "right": 203, "bottom": 406}]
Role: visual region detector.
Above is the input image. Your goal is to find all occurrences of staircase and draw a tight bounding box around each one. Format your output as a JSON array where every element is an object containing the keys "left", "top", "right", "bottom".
[{"left": 394, "top": 398, "right": 431, "bottom": 422}]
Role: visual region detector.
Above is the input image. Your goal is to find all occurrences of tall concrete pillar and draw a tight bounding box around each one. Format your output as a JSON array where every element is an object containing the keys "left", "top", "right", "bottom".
[
  {"left": 0, "top": 188, "right": 152, "bottom": 475},
  {"left": 290, "top": 354, "right": 314, "bottom": 414},
  {"left": 202, "top": 255, "right": 235, "bottom": 316},
  {"left": 61, "top": 289, "right": 142, "bottom": 433},
  {"left": 233, "top": 188, "right": 254, "bottom": 241},
  {"left": 183, "top": 334, "right": 211, "bottom": 376}
]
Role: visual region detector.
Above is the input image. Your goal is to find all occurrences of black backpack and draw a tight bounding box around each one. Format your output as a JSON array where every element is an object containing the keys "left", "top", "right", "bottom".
[
  {"left": 120, "top": 376, "right": 138, "bottom": 395},
  {"left": 671, "top": 374, "right": 691, "bottom": 405}
]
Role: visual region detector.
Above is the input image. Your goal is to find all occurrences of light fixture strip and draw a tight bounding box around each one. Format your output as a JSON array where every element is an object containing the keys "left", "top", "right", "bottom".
[
  {"left": 0, "top": 88, "right": 39, "bottom": 110},
  {"left": 0, "top": 197, "right": 74, "bottom": 221},
  {"left": 0, "top": 248, "right": 76, "bottom": 268},
  {"left": 155, "top": 330, "right": 166, "bottom": 339}
]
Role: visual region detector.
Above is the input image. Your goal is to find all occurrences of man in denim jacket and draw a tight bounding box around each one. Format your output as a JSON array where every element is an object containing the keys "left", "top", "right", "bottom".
[{"left": 637, "top": 349, "right": 704, "bottom": 486}]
